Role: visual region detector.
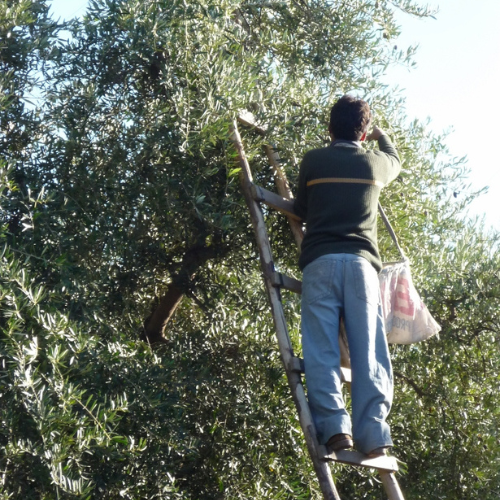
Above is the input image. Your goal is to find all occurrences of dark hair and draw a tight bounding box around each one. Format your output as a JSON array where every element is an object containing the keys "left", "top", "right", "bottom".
[{"left": 329, "top": 95, "right": 371, "bottom": 141}]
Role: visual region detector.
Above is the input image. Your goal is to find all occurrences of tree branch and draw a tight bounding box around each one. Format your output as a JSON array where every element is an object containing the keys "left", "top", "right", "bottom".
[{"left": 393, "top": 369, "right": 426, "bottom": 398}]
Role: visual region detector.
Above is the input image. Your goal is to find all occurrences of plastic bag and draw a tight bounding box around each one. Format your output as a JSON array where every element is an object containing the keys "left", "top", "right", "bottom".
[{"left": 379, "top": 260, "right": 441, "bottom": 344}]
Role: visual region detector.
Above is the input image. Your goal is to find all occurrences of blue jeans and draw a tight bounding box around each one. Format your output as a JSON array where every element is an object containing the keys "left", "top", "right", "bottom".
[{"left": 301, "top": 253, "right": 393, "bottom": 454}]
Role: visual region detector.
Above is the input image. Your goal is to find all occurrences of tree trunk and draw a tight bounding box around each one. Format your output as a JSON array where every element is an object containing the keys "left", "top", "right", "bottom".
[
  {"left": 142, "top": 239, "right": 229, "bottom": 343},
  {"left": 142, "top": 283, "right": 184, "bottom": 343}
]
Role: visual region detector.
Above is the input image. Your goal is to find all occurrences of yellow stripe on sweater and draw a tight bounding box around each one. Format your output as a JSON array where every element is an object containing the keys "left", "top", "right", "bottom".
[{"left": 307, "top": 177, "right": 384, "bottom": 188}]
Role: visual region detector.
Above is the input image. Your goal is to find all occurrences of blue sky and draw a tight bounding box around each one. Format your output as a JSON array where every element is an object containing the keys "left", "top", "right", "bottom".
[
  {"left": 49, "top": 0, "right": 500, "bottom": 232},
  {"left": 49, "top": 0, "right": 87, "bottom": 20},
  {"left": 385, "top": 0, "right": 500, "bottom": 232}
]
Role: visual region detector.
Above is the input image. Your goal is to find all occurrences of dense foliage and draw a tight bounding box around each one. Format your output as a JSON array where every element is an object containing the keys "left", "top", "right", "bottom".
[{"left": 1, "top": 0, "right": 499, "bottom": 498}]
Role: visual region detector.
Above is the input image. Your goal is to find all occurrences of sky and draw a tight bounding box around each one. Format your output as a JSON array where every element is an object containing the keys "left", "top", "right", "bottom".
[
  {"left": 48, "top": 0, "right": 500, "bottom": 232},
  {"left": 49, "top": 0, "right": 88, "bottom": 20},
  {"left": 384, "top": 0, "right": 500, "bottom": 232}
]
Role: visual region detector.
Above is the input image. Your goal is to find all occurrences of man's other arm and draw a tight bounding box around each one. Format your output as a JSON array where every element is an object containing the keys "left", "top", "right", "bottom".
[{"left": 366, "top": 126, "right": 401, "bottom": 183}]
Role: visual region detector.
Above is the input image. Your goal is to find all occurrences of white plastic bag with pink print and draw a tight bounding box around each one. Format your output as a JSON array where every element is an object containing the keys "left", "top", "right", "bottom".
[{"left": 379, "top": 260, "right": 441, "bottom": 344}]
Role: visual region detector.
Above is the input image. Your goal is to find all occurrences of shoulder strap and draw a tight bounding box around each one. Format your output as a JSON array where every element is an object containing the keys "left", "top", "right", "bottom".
[{"left": 378, "top": 203, "right": 406, "bottom": 261}]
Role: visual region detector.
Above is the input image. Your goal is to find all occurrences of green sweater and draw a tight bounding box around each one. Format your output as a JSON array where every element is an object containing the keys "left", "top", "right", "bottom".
[{"left": 294, "top": 135, "right": 401, "bottom": 272}]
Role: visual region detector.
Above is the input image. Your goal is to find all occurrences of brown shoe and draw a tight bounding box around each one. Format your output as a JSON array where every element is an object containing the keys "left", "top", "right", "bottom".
[
  {"left": 366, "top": 446, "right": 390, "bottom": 458},
  {"left": 327, "top": 433, "right": 353, "bottom": 452}
]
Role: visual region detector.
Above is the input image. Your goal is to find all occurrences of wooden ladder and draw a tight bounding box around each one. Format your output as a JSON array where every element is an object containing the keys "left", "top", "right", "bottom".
[{"left": 230, "top": 116, "right": 405, "bottom": 500}]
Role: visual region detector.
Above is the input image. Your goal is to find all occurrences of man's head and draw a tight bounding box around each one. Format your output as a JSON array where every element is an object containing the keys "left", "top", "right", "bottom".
[{"left": 329, "top": 95, "right": 372, "bottom": 141}]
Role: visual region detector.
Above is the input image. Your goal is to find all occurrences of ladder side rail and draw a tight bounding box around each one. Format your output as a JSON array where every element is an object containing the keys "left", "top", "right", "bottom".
[
  {"left": 379, "top": 472, "right": 406, "bottom": 500},
  {"left": 264, "top": 144, "right": 305, "bottom": 247},
  {"left": 230, "top": 121, "right": 341, "bottom": 500}
]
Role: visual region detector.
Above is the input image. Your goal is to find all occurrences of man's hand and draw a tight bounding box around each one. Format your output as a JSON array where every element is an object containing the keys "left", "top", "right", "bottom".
[{"left": 366, "top": 126, "right": 386, "bottom": 141}]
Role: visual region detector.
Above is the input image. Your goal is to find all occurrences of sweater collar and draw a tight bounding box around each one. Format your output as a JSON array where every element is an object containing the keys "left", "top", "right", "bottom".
[{"left": 330, "top": 139, "right": 362, "bottom": 149}]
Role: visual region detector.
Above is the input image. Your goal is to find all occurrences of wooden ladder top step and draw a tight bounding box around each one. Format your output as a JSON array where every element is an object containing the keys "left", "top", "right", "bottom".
[{"left": 237, "top": 110, "right": 267, "bottom": 135}]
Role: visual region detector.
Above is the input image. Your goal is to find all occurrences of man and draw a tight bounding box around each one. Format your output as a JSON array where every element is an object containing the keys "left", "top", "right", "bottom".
[{"left": 293, "top": 95, "right": 401, "bottom": 457}]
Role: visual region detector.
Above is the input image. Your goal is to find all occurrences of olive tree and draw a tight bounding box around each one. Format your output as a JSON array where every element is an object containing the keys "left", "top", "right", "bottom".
[{"left": 1, "top": 0, "right": 500, "bottom": 499}]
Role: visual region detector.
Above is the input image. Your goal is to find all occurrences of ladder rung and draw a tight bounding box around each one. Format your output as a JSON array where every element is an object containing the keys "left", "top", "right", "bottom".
[
  {"left": 289, "top": 356, "right": 305, "bottom": 373},
  {"left": 340, "top": 366, "right": 352, "bottom": 384},
  {"left": 318, "top": 446, "right": 399, "bottom": 472},
  {"left": 270, "top": 272, "right": 302, "bottom": 294},
  {"left": 251, "top": 184, "right": 302, "bottom": 221},
  {"left": 289, "top": 357, "right": 352, "bottom": 384}
]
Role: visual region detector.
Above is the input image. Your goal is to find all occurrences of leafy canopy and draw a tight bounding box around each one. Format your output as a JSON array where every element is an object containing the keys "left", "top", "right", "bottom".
[{"left": 1, "top": 0, "right": 499, "bottom": 499}]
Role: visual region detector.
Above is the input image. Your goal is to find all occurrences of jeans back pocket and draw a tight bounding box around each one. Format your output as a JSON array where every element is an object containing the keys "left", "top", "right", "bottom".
[
  {"left": 302, "top": 257, "right": 336, "bottom": 305},
  {"left": 352, "top": 259, "right": 380, "bottom": 306}
]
